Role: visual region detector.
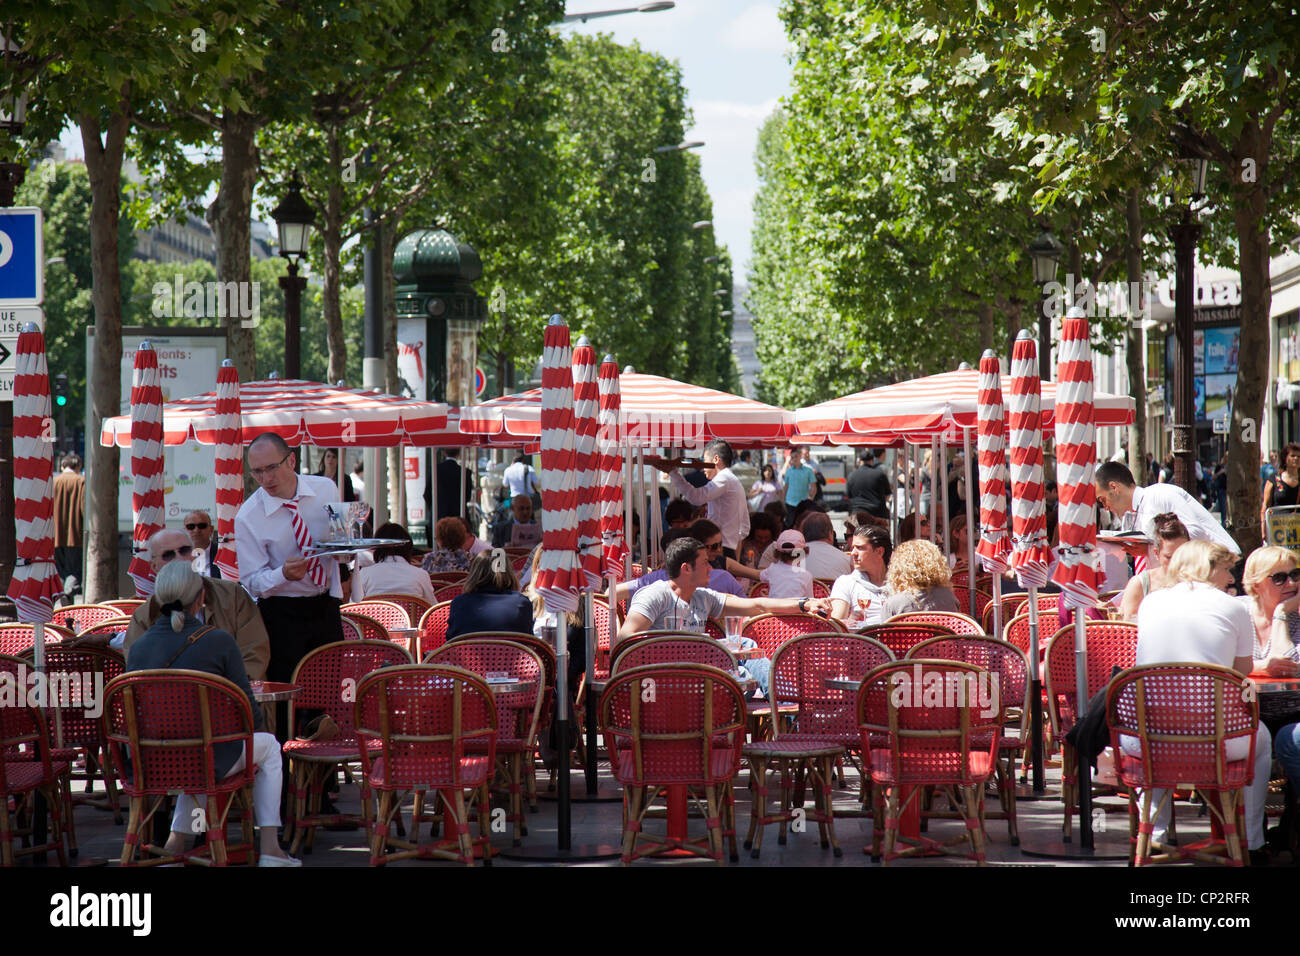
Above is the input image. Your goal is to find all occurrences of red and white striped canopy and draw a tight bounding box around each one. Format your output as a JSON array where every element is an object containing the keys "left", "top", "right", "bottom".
[
  {"left": 130, "top": 343, "right": 166, "bottom": 597},
  {"left": 1007, "top": 333, "right": 1052, "bottom": 588},
  {"left": 794, "top": 367, "right": 1134, "bottom": 440},
  {"left": 460, "top": 371, "right": 795, "bottom": 447},
  {"left": 408, "top": 407, "right": 539, "bottom": 452},
  {"left": 101, "top": 378, "right": 449, "bottom": 448},
  {"left": 1052, "top": 314, "right": 1101, "bottom": 607},
  {"left": 213, "top": 361, "right": 242, "bottom": 581},
  {"left": 8, "top": 324, "right": 62, "bottom": 622}
]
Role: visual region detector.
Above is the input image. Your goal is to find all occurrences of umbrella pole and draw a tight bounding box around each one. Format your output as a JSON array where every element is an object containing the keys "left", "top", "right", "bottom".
[
  {"left": 1074, "top": 605, "right": 1094, "bottom": 848},
  {"left": 940, "top": 440, "right": 950, "bottom": 556},
  {"left": 430, "top": 449, "right": 440, "bottom": 535},
  {"left": 991, "top": 571, "right": 1003, "bottom": 641},
  {"left": 928, "top": 437, "right": 938, "bottom": 544},
  {"left": 584, "top": 590, "right": 599, "bottom": 796},
  {"left": 623, "top": 447, "right": 633, "bottom": 580},
  {"left": 963, "top": 429, "right": 976, "bottom": 618},
  {"left": 892, "top": 445, "right": 901, "bottom": 543},
  {"left": 912, "top": 443, "right": 922, "bottom": 523},
  {"left": 637, "top": 450, "right": 649, "bottom": 568},
  {"left": 1027, "top": 587, "right": 1046, "bottom": 795},
  {"left": 649, "top": 461, "right": 663, "bottom": 567},
  {"left": 551, "top": 611, "right": 571, "bottom": 850}
]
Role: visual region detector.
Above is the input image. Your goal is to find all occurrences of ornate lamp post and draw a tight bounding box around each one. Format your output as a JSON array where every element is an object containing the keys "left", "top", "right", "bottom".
[
  {"left": 1028, "top": 229, "right": 1064, "bottom": 382},
  {"left": 271, "top": 170, "right": 315, "bottom": 380},
  {"left": 1170, "top": 144, "right": 1209, "bottom": 496}
]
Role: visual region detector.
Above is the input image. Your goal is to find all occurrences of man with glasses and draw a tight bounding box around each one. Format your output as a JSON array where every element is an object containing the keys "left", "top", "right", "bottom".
[
  {"left": 185, "top": 509, "right": 221, "bottom": 578},
  {"left": 236, "top": 432, "right": 345, "bottom": 733},
  {"left": 111, "top": 528, "right": 271, "bottom": 683}
]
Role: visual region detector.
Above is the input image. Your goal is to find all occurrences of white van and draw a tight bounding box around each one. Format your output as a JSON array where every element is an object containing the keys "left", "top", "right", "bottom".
[{"left": 807, "top": 448, "right": 856, "bottom": 512}]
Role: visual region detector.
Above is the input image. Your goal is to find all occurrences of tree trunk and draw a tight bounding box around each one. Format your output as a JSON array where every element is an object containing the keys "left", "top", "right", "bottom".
[
  {"left": 977, "top": 302, "right": 995, "bottom": 356},
  {"left": 1227, "top": 120, "right": 1270, "bottom": 556},
  {"left": 323, "top": 127, "right": 347, "bottom": 385},
  {"left": 80, "top": 109, "right": 130, "bottom": 602},
  {"left": 1124, "top": 186, "right": 1148, "bottom": 481},
  {"left": 381, "top": 224, "right": 402, "bottom": 520},
  {"left": 207, "top": 111, "right": 259, "bottom": 385}
]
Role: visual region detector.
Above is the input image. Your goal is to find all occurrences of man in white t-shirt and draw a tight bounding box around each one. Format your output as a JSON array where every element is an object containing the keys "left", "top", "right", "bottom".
[
  {"left": 1133, "top": 541, "right": 1270, "bottom": 855},
  {"left": 502, "top": 454, "right": 537, "bottom": 498},
  {"left": 830, "top": 526, "right": 891, "bottom": 632},
  {"left": 621, "top": 536, "right": 832, "bottom": 697}
]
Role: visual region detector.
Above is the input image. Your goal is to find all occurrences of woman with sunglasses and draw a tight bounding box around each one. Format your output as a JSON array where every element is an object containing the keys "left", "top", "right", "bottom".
[{"left": 1240, "top": 546, "right": 1300, "bottom": 676}]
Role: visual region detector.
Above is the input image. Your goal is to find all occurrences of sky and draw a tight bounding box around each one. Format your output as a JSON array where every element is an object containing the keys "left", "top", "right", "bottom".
[
  {"left": 59, "top": 1, "right": 793, "bottom": 271},
  {"left": 563, "top": 1, "right": 793, "bottom": 270}
]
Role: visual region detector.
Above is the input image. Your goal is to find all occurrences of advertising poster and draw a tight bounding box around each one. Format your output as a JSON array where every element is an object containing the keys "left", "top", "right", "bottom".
[
  {"left": 1203, "top": 326, "right": 1239, "bottom": 374},
  {"left": 111, "top": 335, "right": 224, "bottom": 532},
  {"left": 396, "top": 318, "right": 428, "bottom": 530},
  {"left": 1204, "top": 373, "right": 1236, "bottom": 424},
  {"left": 1192, "top": 328, "right": 1205, "bottom": 375},
  {"left": 1194, "top": 376, "right": 1206, "bottom": 421}
]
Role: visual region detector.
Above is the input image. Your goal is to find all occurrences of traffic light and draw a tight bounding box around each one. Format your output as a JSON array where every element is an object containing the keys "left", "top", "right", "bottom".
[{"left": 54, "top": 373, "right": 68, "bottom": 408}]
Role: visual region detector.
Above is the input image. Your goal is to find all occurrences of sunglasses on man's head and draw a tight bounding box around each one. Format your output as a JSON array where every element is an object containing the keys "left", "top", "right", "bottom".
[
  {"left": 1270, "top": 568, "right": 1300, "bottom": 587},
  {"left": 185, "top": 522, "right": 209, "bottom": 531},
  {"left": 160, "top": 545, "right": 194, "bottom": 562}
]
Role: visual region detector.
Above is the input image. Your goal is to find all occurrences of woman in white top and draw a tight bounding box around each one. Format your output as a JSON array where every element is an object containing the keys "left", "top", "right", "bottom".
[
  {"left": 748, "top": 464, "right": 783, "bottom": 511},
  {"left": 1238, "top": 545, "right": 1300, "bottom": 675},
  {"left": 351, "top": 522, "right": 438, "bottom": 604},
  {"left": 1134, "top": 540, "right": 1271, "bottom": 854}
]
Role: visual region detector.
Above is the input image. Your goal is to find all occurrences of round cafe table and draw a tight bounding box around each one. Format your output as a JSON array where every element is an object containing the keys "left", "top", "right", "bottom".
[{"left": 251, "top": 681, "right": 300, "bottom": 703}]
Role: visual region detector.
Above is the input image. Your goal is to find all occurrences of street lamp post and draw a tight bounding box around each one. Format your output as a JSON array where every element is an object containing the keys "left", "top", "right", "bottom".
[
  {"left": 1028, "top": 229, "right": 1063, "bottom": 383},
  {"left": 562, "top": 2, "right": 674, "bottom": 23},
  {"left": 1170, "top": 149, "right": 1209, "bottom": 497},
  {"left": 271, "top": 171, "right": 316, "bottom": 381}
]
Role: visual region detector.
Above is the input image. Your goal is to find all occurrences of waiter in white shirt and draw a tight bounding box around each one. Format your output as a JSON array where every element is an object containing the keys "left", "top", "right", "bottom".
[
  {"left": 236, "top": 433, "right": 346, "bottom": 734},
  {"left": 1093, "top": 460, "right": 1241, "bottom": 559},
  {"left": 650, "top": 439, "right": 750, "bottom": 559}
]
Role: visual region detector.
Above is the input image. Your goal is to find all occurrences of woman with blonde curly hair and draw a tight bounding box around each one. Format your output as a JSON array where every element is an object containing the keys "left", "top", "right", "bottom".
[{"left": 882, "top": 538, "right": 959, "bottom": 618}]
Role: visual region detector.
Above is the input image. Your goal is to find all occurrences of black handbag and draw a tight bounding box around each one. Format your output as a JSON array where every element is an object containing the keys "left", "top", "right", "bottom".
[{"left": 1065, "top": 665, "right": 1123, "bottom": 772}]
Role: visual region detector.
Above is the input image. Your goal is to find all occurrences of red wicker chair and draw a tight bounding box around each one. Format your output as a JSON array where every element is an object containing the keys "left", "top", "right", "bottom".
[
  {"left": 952, "top": 588, "right": 994, "bottom": 624},
  {"left": 888, "top": 610, "right": 984, "bottom": 635},
  {"left": 906, "top": 636, "right": 1031, "bottom": 844},
  {"left": 857, "top": 659, "right": 1001, "bottom": 865},
  {"left": 0, "top": 622, "right": 75, "bottom": 655},
  {"left": 740, "top": 611, "right": 846, "bottom": 659},
  {"left": 1015, "top": 593, "right": 1060, "bottom": 618},
  {"left": 103, "top": 669, "right": 258, "bottom": 866},
  {"left": 983, "top": 592, "right": 1025, "bottom": 636},
  {"left": 435, "top": 583, "right": 464, "bottom": 602},
  {"left": 444, "top": 632, "right": 556, "bottom": 811},
  {"left": 428, "top": 571, "right": 468, "bottom": 587},
  {"left": 0, "top": 654, "right": 69, "bottom": 866},
  {"left": 951, "top": 570, "right": 993, "bottom": 592},
  {"left": 599, "top": 663, "right": 747, "bottom": 864},
  {"left": 103, "top": 599, "right": 145, "bottom": 615},
  {"left": 77, "top": 616, "right": 134, "bottom": 643},
  {"left": 427, "top": 640, "right": 544, "bottom": 845},
  {"left": 282, "top": 640, "right": 413, "bottom": 855},
  {"left": 1109, "top": 663, "right": 1257, "bottom": 866},
  {"left": 51, "top": 604, "right": 123, "bottom": 634},
  {"left": 1045, "top": 620, "right": 1138, "bottom": 841},
  {"left": 812, "top": 579, "right": 834, "bottom": 599},
  {"left": 748, "top": 580, "right": 769, "bottom": 598},
  {"left": 365, "top": 593, "right": 433, "bottom": 626},
  {"left": 353, "top": 664, "right": 498, "bottom": 866},
  {"left": 743, "top": 633, "right": 895, "bottom": 859},
  {"left": 860, "top": 622, "right": 951, "bottom": 660},
  {"left": 341, "top": 599, "right": 411, "bottom": 630},
  {"left": 611, "top": 636, "right": 736, "bottom": 674},
  {"left": 506, "top": 551, "right": 532, "bottom": 574},
  {"left": 16, "top": 644, "right": 125, "bottom": 854},
  {"left": 417, "top": 602, "right": 454, "bottom": 660}
]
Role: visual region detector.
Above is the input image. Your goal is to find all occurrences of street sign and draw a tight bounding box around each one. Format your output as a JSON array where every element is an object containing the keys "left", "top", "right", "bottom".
[
  {"left": 0, "top": 207, "right": 43, "bottom": 305},
  {"left": 1212, "top": 417, "right": 1229, "bottom": 435},
  {"left": 474, "top": 365, "right": 486, "bottom": 397},
  {"left": 0, "top": 305, "right": 44, "bottom": 401}
]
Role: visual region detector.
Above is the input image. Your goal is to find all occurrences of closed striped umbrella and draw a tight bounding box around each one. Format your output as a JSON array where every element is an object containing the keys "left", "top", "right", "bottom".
[
  {"left": 597, "top": 355, "right": 628, "bottom": 580},
  {"left": 572, "top": 337, "right": 603, "bottom": 589},
  {"left": 536, "top": 316, "right": 581, "bottom": 614},
  {"left": 1007, "top": 331, "right": 1051, "bottom": 587},
  {"left": 7, "top": 323, "right": 61, "bottom": 622},
  {"left": 129, "top": 342, "right": 166, "bottom": 597},
  {"left": 975, "top": 350, "right": 1011, "bottom": 575},
  {"left": 1052, "top": 313, "right": 1100, "bottom": 608},
  {"left": 213, "top": 360, "right": 242, "bottom": 580}
]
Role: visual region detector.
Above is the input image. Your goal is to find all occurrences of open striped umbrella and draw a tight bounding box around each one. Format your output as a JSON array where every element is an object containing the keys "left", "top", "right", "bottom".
[
  {"left": 536, "top": 316, "right": 581, "bottom": 614},
  {"left": 1052, "top": 313, "right": 1100, "bottom": 607},
  {"left": 1008, "top": 331, "right": 1052, "bottom": 587},
  {"left": 572, "top": 337, "right": 603, "bottom": 590},
  {"left": 129, "top": 342, "right": 165, "bottom": 597},
  {"left": 975, "top": 350, "right": 1011, "bottom": 575},
  {"left": 213, "top": 360, "right": 242, "bottom": 580},
  {"left": 7, "top": 323, "right": 61, "bottom": 622},
  {"left": 597, "top": 355, "right": 628, "bottom": 580}
]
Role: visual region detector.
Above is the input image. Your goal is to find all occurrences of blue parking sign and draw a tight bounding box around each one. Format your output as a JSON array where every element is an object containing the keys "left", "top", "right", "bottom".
[{"left": 0, "top": 207, "right": 43, "bottom": 305}]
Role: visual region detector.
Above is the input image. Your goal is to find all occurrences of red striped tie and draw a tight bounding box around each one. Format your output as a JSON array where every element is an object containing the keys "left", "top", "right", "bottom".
[{"left": 284, "top": 499, "right": 327, "bottom": 589}]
